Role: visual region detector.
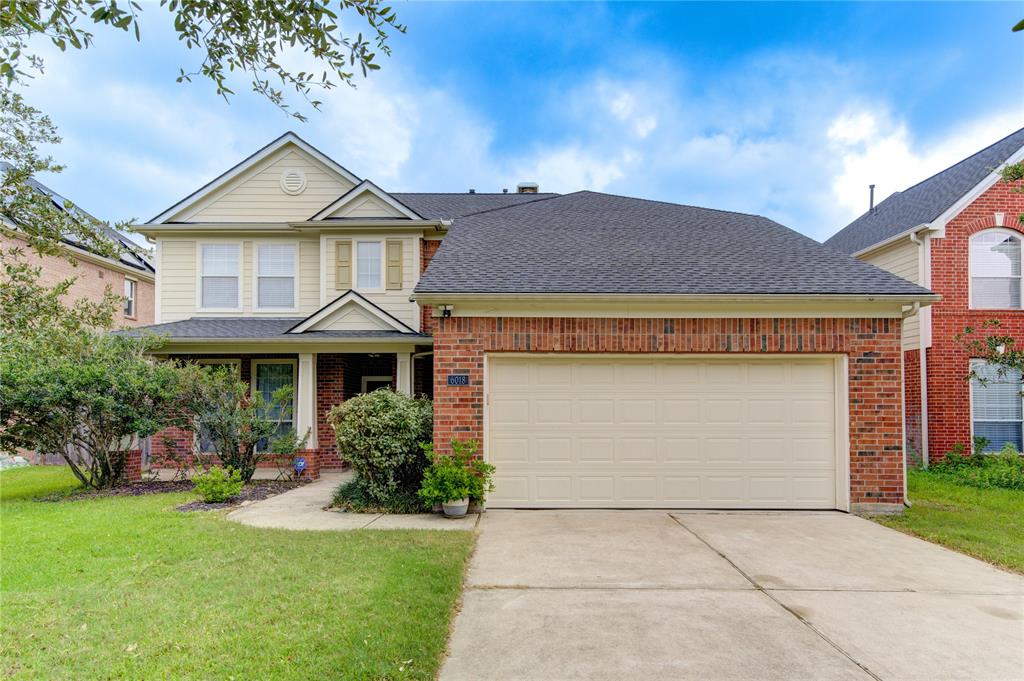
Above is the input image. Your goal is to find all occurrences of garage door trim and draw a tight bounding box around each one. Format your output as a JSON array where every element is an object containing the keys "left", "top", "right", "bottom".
[{"left": 483, "top": 353, "right": 851, "bottom": 511}]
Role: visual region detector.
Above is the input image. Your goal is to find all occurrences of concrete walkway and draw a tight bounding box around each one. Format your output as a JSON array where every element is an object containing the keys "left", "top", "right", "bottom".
[
  {"left": 226, "top": 471, "right": 477, "bottom": 531},
  {"left": 440, "top": 510, "right": 1024, "bottom": 681}
]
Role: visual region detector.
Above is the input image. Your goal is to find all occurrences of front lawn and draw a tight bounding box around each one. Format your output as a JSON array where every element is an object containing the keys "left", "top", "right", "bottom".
[
  {"left": 876, "top": 469, "right": 1024, "bottom": 574},
  {"left": 0, "top": 467, "right": 474, "bottom": 680}
]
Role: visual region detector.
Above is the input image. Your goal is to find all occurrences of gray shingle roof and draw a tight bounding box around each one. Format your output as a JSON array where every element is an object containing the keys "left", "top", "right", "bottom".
[
  {"left": 391, "top": 192, "right": 559, "bottom": 220},
  {"left": 415, "top": 191, "right": 933, "bottom": 297},
  {"left": 122, "top": 317, "right": 428, "bottom": 340},
  {"left": 825, "top": 127, "right": 1024, "bottom": 254}
]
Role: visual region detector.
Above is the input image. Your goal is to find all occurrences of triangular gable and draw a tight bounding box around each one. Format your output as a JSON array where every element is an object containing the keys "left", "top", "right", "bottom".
[
  {"left": 310, "top": 180, "right": 423, "bottom": 220},
  {"left": 150, "top": 132, "right": 362, "bottom": 223},
  {"left": 287, "top": 290, "right": 417, "bottom": 334}
]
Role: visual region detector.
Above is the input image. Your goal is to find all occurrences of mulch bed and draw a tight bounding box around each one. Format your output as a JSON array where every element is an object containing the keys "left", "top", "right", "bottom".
[
  {"left": 40, "top": 478, "right": 309, "bottom": 510},
  {"left": 176, "top": 480, "right": 309, "bottom": 512}
]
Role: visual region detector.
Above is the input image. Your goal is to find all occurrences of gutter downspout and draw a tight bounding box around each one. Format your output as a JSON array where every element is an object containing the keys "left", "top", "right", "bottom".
[{"left": 910, "top": 232, "right": 930, "bottom": 470}]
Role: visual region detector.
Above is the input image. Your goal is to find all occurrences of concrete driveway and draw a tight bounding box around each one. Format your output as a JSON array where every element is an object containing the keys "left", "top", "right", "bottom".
[{"left": 440, "top": 511, "right": 1024, "bottom": 681}]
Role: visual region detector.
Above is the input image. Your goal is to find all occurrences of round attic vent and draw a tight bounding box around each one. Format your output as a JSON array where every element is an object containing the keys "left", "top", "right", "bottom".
[{"left": 280, "top": 168, "right": 307, "bottom": 195}]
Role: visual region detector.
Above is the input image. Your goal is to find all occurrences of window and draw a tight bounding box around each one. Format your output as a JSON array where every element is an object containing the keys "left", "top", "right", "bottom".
[
  {"left": 971, "top": 231, "right": 1022, "bottom": 309},
  {"left": 123, "top": 278, "right": 137, "bottom": 318},
  {"left": 200, "top": 243, "right": 241, "bottom": 309},
  {"left": 356, "top": 241, "right": 382, "bottom": 289},
  {"left": 256, "top": 243, "right": 296, "bottom": 310},
  {"left": 252, "top": 360, "right": 296, "bottom": 450},
  {"left": 361, "top": 375, "right": 394, "bottom": 393},
  {"left": 194, "top": 359, "right": 240, "bottom": 453},
  {"left": 971, "top": 360, "right": 1024, "bottom": 451}
]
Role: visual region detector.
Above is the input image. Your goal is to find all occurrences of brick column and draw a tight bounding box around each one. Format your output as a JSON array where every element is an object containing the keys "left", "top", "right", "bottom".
[{"left": 124, "top": 449, "right": 142, "bottom": 482}]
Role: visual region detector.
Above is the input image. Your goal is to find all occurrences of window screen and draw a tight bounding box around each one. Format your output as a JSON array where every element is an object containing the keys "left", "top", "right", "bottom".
[
  {"left": 201, "top": 243, "right": 240, "bottom": 309},
  {"left": 971, "top": 361, "right": 1023, "bottom": 451},
  {"left": 971, "top": 232, "right": 1021, "bottom": 309},
  {"left": 357, "top": 241, "right": 382, "bottom": 289},
  {"left": 257, "top": 243, "right": 296, "bottom": 309}
]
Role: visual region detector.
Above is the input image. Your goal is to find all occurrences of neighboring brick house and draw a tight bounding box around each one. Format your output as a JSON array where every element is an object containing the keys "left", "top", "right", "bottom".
[
  {"left": 0, "top": 167, "right": 155, "bottom": 327},
  {"left": 132, "top": 132, "right": 933, "bottom": 513},
  {"left": 826, "top": 127, "right": 1024, "bottom": 465}
]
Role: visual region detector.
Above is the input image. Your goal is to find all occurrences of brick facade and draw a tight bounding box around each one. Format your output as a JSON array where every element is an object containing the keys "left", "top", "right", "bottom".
[
  {"left": 922, "top": 178, "right": 1024, "bottom": 460},
  {"left": 432, "top": 316, "right": 906, "bottom": 506},
  {"left": 1, "top": 233, "right": 154, "bottom": 327},
  {"left": 903, "top": 349, "right": 922, "bottom": 463},
  {"left": 420, "top": 239, "right": 442, "bottom": 335}
]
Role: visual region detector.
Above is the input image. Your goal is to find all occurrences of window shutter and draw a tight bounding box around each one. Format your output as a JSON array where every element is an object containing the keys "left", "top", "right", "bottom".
[
  {"left": 335, "top": 240, "right": 352, "bottom": 290},
  {"left": 386, "top": 240, "right": 403, "bottom": 290}
]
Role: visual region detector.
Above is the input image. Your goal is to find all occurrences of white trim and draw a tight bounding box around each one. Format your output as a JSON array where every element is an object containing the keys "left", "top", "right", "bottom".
[
  {"left": 287, "top": 290, "right": 417, "bottom": 334},
  {"left": 310, "top": 180, "right": 422, "bottom": 220},
  {"left": 150, "top": 132, "right": 361, "bottom": 223},
  {"left": 196, "top": 240, "right": 243, "bottom": 313},
  {"left": 123, "top": 276, "right": 138, "bottom": 320},
  {"left": 251, "top": 240, "right": 300, "bottom": 313},
  {"left": 354, "top": 239, "right": 385, "bottom": 293},
  {"left": 968, "top": 228, "right": 1024, "bottom": 310},
  {"left": 361, "top": 375, "right": 394, "bottom": 393},
  {"left": 250, "top": 358, "right": 298, "bottom": 452},
  {"left": 155, "top": 238, "right": 163, "bottom": 323},
  {"left": 297, "top": 353, "right": 317, "bottom": 450},
  {"left": 968, "top": 358, "right": 1024, "bottom": 452},
  {"left": 396, "top": 351, "right": 412, "bottom": 395},
  {"left": 932, "top": 144, "right": 1024, "bottom": 233}
]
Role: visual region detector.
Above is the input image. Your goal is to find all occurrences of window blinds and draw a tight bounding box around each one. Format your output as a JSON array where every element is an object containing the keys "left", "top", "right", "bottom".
[
  {"left": 971, "top": 233, "right": 1021, "bottom": 309},
  {"left": 257, "top": 244, "right": 295, "bottom": 309},
  {"left": 971, "top": 361, "right": 1024, "bottom": 451},
  {"left": 201, "top": 244, "right": 240, "bottom": 309}
]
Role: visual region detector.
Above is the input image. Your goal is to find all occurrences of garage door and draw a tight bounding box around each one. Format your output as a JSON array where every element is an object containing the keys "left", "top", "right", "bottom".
[{"left": 486, "top": 355, "right": 842, "bottom": 509}]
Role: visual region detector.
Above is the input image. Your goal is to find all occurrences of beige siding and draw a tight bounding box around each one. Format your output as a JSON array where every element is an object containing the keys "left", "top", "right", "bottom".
[
  {"left": 327, "top": 192, "right": 406, "bottom": 219},
  {"left": 176, "top": 149, "right": 355, "bottom": 222},
  {"left": 158, "top": 237, "right": 320, "bottom": 321},
  {"left": 324, "top": 234, "right": 419, "bottom": 330},
  {"left": 861, "top": 239, "right": 921, "bottom": 350},
  {"left": 317, "top": 306, "right": 395, "bottom": 331}
]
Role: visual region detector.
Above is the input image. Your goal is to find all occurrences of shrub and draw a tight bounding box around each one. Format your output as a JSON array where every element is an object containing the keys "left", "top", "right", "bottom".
[
  {"left": 333, "top": 476, "right": 425, "bottom": 514},
  {"left": 931, "top": 442, "right": 1024, "bottom": 491},
  {"left": 328, "top": 389, "right": 432, "bottom": 511},
  {"left": 192, "top": 466, "right": 244, "bottom": 503},
  {"left": 418, "top": 457, "right": 473, "bottom": 506},
  {"left": 423, "top": 440, "right": 495, "bottom": 502}
]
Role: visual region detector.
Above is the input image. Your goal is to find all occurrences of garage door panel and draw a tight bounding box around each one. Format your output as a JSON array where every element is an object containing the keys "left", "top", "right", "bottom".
[{"left": 487, "top": 355, "right": 839, "bottom": 509}]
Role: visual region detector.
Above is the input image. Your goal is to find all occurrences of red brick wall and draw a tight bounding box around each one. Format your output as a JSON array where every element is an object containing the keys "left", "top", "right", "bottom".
[
  {"left": 1, "top": 233, "right": 155, "bottom": 326},
  {"left": 432, "top": 316, "right": 905, "bottom": 506},
  {"left": 925, "top": 178, "right": 1024, "bottom": 460},
  {"left": 420, "top": 239, "right": 442, "bottom": 334},
  {"left": 904, "top": 349, "right": 922, "bottom": 463}
]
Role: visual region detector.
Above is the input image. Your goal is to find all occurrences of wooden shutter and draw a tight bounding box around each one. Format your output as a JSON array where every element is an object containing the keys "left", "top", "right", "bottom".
[
  {"left": 386, "top": 239, "right": 403, "bottom": 290},
  {"left": 335, "top": 240, "right": 352, "bottom": 290}
]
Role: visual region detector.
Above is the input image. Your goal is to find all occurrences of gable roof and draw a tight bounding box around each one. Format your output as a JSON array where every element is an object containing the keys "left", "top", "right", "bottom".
[
  {"left": 311, "top": 180, "right": 424, "bottom": 220},
  {"left": 391, "top": 192, "right": 560, "bottom": 220},
  {"left": 149, "top": 132, "right": 361, "bottom": 223},
  {"left": 121, "top": 316, "right": 427, "bottom": 341},
  {"left": 415, "top": 190, "right": 933, "bottom": 298},
  {"left": 825, "top": 127, "right": 1024, "bottom": 255},
  {"left": 286, "top": 290, "right": 417, "bottom": 334},
  {"left": 1, "top": 161, "right": 154, "bottom": 274}
]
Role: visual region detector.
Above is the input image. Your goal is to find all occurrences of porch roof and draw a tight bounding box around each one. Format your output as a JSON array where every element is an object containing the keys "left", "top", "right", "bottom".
[{"left": 124, "top": 317, "right": 430, "bottom": 342}]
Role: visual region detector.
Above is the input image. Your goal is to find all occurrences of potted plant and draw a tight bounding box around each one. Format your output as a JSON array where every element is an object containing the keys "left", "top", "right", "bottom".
[
  {"left": 419, "top": 457, "right": 473, "bottom": 518},
  {"left": 467, "top": 456, "right": 495, "bottom": 513}
]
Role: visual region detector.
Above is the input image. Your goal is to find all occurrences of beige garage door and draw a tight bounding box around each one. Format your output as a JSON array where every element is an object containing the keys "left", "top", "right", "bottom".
[{"left": 486, "top": 355, "right": 842, "bottom": 509}]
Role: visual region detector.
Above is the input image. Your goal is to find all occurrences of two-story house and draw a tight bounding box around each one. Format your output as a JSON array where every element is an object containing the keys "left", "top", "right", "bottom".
[
  {"left": 136, "top": 132, "right": 935, "bottom": 513},
  {"left": 0, "top": 165, "right": 155, "bottom": 327},
  {"left": 826, "top": 127, "right": 1024, "bottom": 464}
]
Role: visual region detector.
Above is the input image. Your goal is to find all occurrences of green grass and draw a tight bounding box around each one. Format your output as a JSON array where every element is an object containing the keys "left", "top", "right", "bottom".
[
  {"left": 0, "top": 467, "right": 474, "bottom": 680},
  {"left": 876, "top": 469, "right": 1024, "bottom": 574}
]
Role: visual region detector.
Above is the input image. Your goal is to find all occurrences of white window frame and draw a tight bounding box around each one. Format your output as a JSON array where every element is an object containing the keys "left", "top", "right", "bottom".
[
  {"left": 252, "top": 240, "right": 299, "bottom": 313},
  {"left": 968, "top": 228, "right": 1023, "bottom": 310},
  {"left": 968, "top": 358, "right": 1024, "bottom": 453},
  {"left": 193, "top": 359, "right": 241, "bottom": 453},
  {"left": 250, "top": 359, "right": 298, "bottom": 451},
  {"left": 361, "top": 375, "right": 394, "bottom": 393},
  {"left": 353, "top": 240, "right": 386, "bottom": 293},
  {"left": 123, "top": 277, "right": 137, "bottom": 319},
  {"left": 196, "top": 241, "right": 243, "bottom": 312}
]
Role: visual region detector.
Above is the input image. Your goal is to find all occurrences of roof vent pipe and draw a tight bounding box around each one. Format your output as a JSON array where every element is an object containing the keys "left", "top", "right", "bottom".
[{"left": 869, "top": 184, "right": 876, "bottom": 213}]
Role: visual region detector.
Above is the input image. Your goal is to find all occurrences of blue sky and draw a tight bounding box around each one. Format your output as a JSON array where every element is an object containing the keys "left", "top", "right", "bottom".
[{"left": 21, "top": 1, "right": 1024, "bottom": 242}]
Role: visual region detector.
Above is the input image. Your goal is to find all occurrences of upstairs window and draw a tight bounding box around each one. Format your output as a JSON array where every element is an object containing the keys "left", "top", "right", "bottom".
[
  {"left": 256, "top": 243, "right": 296, "bottom": 310},
  {"left": 971, "top": 360, "right": 1024, "bottom": 452},
  {"left": 356, "top": 241, "right": 383, "bottom": 290},
  {"left": 971, "top": 230, "right": 1022, "bottom": 309},
  {"left": 123, "top": 278, "right": 137, "bottom": 318},
  {"left": 200, "top": 243, "right": 241, "bottom": 310}
]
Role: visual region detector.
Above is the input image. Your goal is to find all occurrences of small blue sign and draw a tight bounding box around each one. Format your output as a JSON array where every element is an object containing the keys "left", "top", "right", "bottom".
[
  {"left": 447, "top": 374, "right": 470, "bottom": 386},
  {"left": 293, "top": 457, "right": 307, "bottom": 474}
]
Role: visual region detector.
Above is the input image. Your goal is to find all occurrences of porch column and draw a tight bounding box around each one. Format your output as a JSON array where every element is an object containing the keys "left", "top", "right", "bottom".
[
  {"left": 396, "top": 352, "right": 413, "bottom": 396},
  {"left": 297, "top": 353, "right": 318, "bottom": 449}
]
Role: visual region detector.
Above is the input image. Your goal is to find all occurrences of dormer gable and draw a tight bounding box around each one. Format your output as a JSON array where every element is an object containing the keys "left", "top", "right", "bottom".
[
  {"left": 151, "top": 132, "right": 361, "bottom": 224},
  {"left": 287, "top": 290, "right": 417, "bottom": 334},
  {"left": 311, "top": 180, "right": 424, "bottom": 220}
]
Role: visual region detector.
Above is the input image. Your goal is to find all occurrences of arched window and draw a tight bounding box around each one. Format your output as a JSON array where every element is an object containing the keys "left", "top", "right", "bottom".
[{"left": 970, "top": 230, "right": 1022, "bottom": 309}]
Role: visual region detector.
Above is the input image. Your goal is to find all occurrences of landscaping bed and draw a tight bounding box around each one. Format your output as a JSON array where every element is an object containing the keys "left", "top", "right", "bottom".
[
  {"left": 1, "top": 466, "right": 474, "bottom": 680},
  {"left": 176, "top": 479, "right": 308, "bottom": 511}
]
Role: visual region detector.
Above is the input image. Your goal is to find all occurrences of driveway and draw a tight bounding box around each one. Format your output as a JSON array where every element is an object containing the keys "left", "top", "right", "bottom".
[{"left": 440, "top": 511, "right": 1024, "bottom": 681}]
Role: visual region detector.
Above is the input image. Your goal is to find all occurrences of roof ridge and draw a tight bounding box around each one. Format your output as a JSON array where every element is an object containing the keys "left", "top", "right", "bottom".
[
  {"left": 451, "top": 192, "right": 566, "bottom": 218},
  {"left": 892, "top": 125, "right": 1024, "bottom": 198},
  {"left": 391, "top": 191, "right": 559, "bottom": 196},
  {"left": 570, "top": 189, "right": 777, "bottom": 222}
]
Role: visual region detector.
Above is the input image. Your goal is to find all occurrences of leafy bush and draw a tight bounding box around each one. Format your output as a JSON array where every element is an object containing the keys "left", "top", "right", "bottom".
[
  {"left": 422, "top": 440, "right": 494, "bottom": 502},
  {"left": 418, "top": 457, "right": 473, "bottom": 506},
  {"left": 192, "top": 466, "right": 244, "bottom": 503},
  {"left": 931, "top": 442, "right": 1024, "bottom": 491},
  {"left": 328, "top": 389, "right": 432, "bottom": 511},
  {"left": 332, "top": 476, "right": 425, "bottom": 514}
]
